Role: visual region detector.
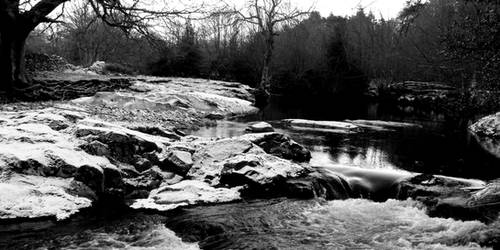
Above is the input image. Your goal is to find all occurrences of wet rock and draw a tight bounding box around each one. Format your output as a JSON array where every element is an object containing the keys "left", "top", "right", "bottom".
[
  {"left": 219, "top": 153, "right": 309, "bottom": 197},
  {"left": 118, "top": 163, "right": 141, "bottom": 178},
  {"left": 187, "top": 138, "right": 265, "bottom": 185},
  {"left": 133, "top": 157, "right": 153, "bottom": 172},
  {"left": 205, "top": 112, "right": 225, "bottom": 120},
  {"left": 383, "top": 81, "right": 457, "bottom": 107},
  {"left": 470, "top": 113, "right": 500, "bottom": 158},
  {"left": 346, "top": 119, "right": 422, "bottom": 131},
  {"left": 75, "top": 122, "right": 168, "bottom": 163},
  {"left": 47, "top": 120, "right": 70, "bottom": 131},
  {"left": 396, "top": 174, "right": 500, "bottom": 222},
  {"left": 0, "top": 173, "right": 95, "bottom": 220},
  {"left": 246, "top": 122, "right": 274, "bottom": 133},
  {"left": 162, "top": 150, "right": 193, "bottom": 175},
  {"left": 130, "top": 180, "right": 241, "bottom": 211},
  {"left": 80, "top": 140, "right": 110, "bottom": 157},
  {"left": 470, "top": 112, "right": 500, "bottom": 138},
  {"left": 285, "top": 171, "right": 354, "bottom": 200},
  {"left": 239, "top": 132, "right": 311, "bottom": 162},
  {"left": 282, "top": 119, "right": 359, "bottom": 133},
  {"left": 123, "top": 167, "right": 175, "bottom": 197},
  {"left": 131, "top": 126, "right": 181, "bottom": 140},
  {"left": 74, "top": 165, "right": 107, "bottom": 193},
  {"left": 87, "top": 61, "right": 106, "bottom": 74}
]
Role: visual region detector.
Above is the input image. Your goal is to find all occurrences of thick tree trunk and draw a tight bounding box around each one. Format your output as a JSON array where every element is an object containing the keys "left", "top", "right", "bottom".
[{"left": 0, "top": 31, "right": 29, "bottom": 91}]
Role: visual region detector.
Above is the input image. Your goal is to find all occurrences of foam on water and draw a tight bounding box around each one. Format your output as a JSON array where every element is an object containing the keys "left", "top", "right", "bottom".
[
  {"left": 301, "top": 199, "right": 489, "bottom": 249},
  {"left": 164, "top": 198, "right": 496, "bottom": 249},
  {"left": 60, "top": 224, "right": 200, "bottom": 250}
]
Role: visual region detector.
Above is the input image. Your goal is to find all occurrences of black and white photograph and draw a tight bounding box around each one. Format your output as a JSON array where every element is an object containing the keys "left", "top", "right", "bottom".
[{"left": 0, "top": 0, "right": 499, "bottom": 249}]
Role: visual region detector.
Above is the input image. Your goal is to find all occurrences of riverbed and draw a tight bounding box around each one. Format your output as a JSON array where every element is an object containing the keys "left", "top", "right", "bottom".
[{"left": 1, "top": 100, "right": 498, "bottom": 249}]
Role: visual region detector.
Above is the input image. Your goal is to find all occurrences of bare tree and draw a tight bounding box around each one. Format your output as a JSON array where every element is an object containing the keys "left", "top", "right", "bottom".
[
  {"left": 0, "top": 0, "right": 198, "bottom": 92},
  {"left": 234, "top": 0, "right": 310, "bottom": 102}
]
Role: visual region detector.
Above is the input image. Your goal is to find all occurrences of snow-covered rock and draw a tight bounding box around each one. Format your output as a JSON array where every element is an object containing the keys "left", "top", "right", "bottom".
[
  {"left": 130, "top": 180, "right": 242, "bottom": 211},
  {"left": 220, "top": 153, "right": 308, "bottom": 191},
  {"left": 73, "top": 78, "right": 259, "bottom": 119},
  {"left": 187, "top": 138, "right": 265, "bottom": 185},
  {"left": 0, "top": 174, "right": 95, "bottom": 220},
  {"left": 238, "top": 132, "right": 311, "bottom": 162}
]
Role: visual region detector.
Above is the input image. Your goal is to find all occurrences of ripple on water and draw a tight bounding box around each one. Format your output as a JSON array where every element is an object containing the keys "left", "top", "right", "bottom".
[
  {"left": 0, "top": 214, "right": 200, "bottom": 250},
  {"left": 60, "top": 224, "right": 200, "bottom": 250},
  {"left": 166, "top": 199, "right": 492, "bottom": 249},
  {"left": 301, "top": 199, "right": 488, "bottom": 249}
]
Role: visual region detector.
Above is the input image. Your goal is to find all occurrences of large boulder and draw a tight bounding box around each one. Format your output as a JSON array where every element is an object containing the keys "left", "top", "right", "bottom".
[
  {"left": 396, "top": 174, "right": 500, "bottom": 222},
  {"left": 284, "top": 171, "right": 354, "bottom": 200},
  {"left": 123, "top": 166, "right": 182, "bottom": 199},
  {"left": 0, "top": 108, "right": 184, "bottom": 220},
  {"left": 75, "top": 119, "right": 171, "bottom": 164},
  {"left": 161, "top": 150, "right": 193, "bottom": 175},
  {"left": 469, "top": 113, "right": 500, "bottom": 158},
  {"left": 0, "top": 174, "right": 95, "bottom": 221},
  {"left": 219, "top": 153, "right": 309, "bottom": 197},
  {"left": 130, "top": 180, "right": 242, "bottom": 211},
  {"left": 187, "top": 138, "right": 265, "bottom": 185},
  {"left": 0, "top": 117, "right": 123, "bottom": 194},
  {"left": 239, "top": 132, "right": 311, "bottom": 162},
  {"left": 470, "top": 112, "right": 500, "bottom": 138}
]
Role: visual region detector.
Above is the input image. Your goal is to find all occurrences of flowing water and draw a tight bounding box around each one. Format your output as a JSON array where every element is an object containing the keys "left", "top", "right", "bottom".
[{"left": 2, "top": 100, "right": 499, "bottom": 249}]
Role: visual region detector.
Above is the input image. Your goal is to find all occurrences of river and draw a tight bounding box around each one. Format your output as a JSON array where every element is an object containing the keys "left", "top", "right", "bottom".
[{"left": 1, "top": 100, "right": 498, "bottom": 249}]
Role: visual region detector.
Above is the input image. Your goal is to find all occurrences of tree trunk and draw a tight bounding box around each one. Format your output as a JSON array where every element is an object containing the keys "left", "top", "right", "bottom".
[
  {"left": 260, "top": 32, "right": 274, "bottom": 93},
  {"left": 255, "top": 31, "right": 274, "bottom": 108},
  {"left": 0, "top": 23, "right": 30, "bottom": 92}
]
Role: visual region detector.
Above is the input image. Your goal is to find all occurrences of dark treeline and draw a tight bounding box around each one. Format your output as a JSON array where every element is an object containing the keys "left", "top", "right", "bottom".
[{"left": 29, "top": 0, "right": 499, "bottom": 104}]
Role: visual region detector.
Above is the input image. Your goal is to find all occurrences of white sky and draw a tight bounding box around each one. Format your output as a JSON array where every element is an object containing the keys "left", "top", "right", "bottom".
[
  {"left": 295, "top": 0, "right": 408, "bottom": 19},
  {"left": 222, "top": 0, "right": 408, "bottom": 19}
]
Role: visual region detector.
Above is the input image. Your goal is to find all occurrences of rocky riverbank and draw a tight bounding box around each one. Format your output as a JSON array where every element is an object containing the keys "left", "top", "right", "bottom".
[
  {"left": 0, "top": 75, "right": 318, "bottom": 225},
  {"left": 1, "top": 73, "right": 500, "bottom": 249}
]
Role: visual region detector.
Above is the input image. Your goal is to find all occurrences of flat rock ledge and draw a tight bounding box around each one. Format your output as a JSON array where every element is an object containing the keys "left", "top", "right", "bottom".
[
  {"left": 282, "top": 119, "right": 421, "bottom": 133},
  {"left": 71, "top": 77, "right": 259, "bottom": 130}
]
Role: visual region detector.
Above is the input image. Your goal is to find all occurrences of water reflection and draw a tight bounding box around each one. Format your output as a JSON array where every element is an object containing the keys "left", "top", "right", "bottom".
[{"left": 192, "top": 119, "right": 500, "bottom": 180}]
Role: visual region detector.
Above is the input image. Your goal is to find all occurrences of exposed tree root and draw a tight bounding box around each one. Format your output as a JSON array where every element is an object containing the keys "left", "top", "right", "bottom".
[{"left": 0, "top": 78, "right": 132, "bottom": 103}]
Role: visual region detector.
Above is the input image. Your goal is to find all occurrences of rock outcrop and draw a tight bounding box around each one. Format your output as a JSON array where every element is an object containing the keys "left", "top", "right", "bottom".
[
  {"left": 246, "top": 122, "right": 274, "bottom": 133},
  {"left": 470, "top": 112, "right": 500, "bottom": 139},
  {"left": 130, "top": 180, "right": 242, "bottom": 211},
  {"left": 382, "top": 81, "right": 457, "bottom": 107},
  {"left": 0, "top": 103, "right": 318, "bottom": 220},
  {"left": 238, "top": 132, "right": 311, "bottom": 162},
  {"left": 470, "top": 113, "right": 500, "bottom": 158},
  {"left": 0, "top": 174, "right": 95, "bottom": 220},
  {"left": 220, "top": 153, "right": 308, "bottom": 196},
  {"left": 396, "top": 174, "right": 500, "bottom": 222}
]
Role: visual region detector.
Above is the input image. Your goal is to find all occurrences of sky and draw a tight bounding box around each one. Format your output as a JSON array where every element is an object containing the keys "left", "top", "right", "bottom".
[{"left": 296, "top": 0, "right": 408, "bottom": 19}]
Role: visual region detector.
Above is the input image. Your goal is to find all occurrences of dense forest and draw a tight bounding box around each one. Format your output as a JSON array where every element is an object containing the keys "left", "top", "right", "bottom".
[{"left": 27, "top": 0, "right": 499, "bottom": 110}]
